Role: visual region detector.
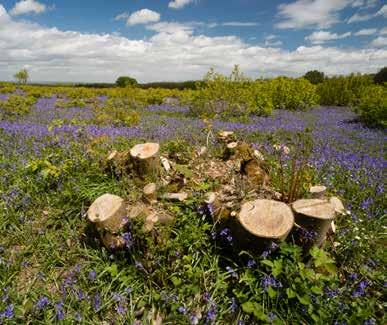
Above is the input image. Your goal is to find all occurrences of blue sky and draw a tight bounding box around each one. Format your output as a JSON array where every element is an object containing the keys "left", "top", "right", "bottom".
[{"left": 0, "top": 0, "right": 386, "bottom": 82}]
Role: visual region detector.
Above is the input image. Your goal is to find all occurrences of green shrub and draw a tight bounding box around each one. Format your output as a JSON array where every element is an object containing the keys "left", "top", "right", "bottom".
[
  {"left": 190, "top": 66, "right": 273, "bottom": 120},
  {"left": 355, "top": 85, "right": 387, "bottom": 128},
  {"left": 0, "top": 95, "right": 36, "bottom": 120},
  {"left": 317, "top": 74, "right": 373, "bottom": 106},
  {"left": 303, "top": 70, "right": 325, "bottom": 85},
  {"left": 374, "top": 66, "right": 387, "bottom": 85},
  {"left": 269, "top": 77, "right": 319, "bottom": 110},
  {"left": 94, "top": 98, "right": 140, "bottom": 127}
]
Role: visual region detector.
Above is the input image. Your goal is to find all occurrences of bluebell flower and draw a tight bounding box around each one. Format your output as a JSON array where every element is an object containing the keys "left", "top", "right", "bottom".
[
  {"left": 177, "top": 306, "right": 187, "bottom": 314},
  {"left": 230, "top": 297, "right": 237, "bottom": 313},
  {"left": 247, "top": 259, "right": 256, "bottom": 268},
  {"left": 88, "top": 270, "right": 97, "bottom": 281},
  {"left": 36, "top": 296, "right": 50, "bottom": 310},
  {"left": 0, "top": 304, "right": 14, "bottom": 319}
]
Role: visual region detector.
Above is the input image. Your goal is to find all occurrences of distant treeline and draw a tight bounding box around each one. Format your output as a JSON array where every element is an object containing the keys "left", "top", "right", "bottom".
[{"left": 72, "top": 81, "right": 201, "bottom": 90}]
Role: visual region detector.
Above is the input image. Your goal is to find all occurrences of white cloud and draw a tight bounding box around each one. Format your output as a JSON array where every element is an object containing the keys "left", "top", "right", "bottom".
[
  {"left": 114, "top": 12, "right": 129, "bottom": 21},
  {"left": 380, "top": 27, "right": 387, "bottom": 35},
  {"left": 347, "top": 12, "right": 374, "bottom": 23},
  {"left": 126, "top": 9, "right": 160, "bottom": 26},
  {"left": 306, "top": 31, "right": 351, "bottom": 44},
  {"left": 370, "top": 36, "right": 387, "bottom": 47},
  {"left": 375, "top": 5, "right": 387, "bottom": 17},
  {"left": 348, "top": 4, "right": 387, "bottom": 23},
  {"left": 0, "top": 5, "right": 386, "bottom": 83},
  {"left": 264, "top": 35, "right": 283, "bottom": 47},
  {"left": 168, "top": 0, "right": 194, "bottom": 10},
  {"left": 276, "top": 0, "right": 351, "bottom": 29},
  {"left": 354, "top": 28, "right": 378, "bottom": 35},
  {"left": 351, "top": 0, "right": 379, "bottom": 8},
  {"left": 10, "top": 0, "right": 46, "bottom": 16}
]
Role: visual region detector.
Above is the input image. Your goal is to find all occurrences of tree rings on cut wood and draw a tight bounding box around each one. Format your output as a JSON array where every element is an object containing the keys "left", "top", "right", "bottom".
[
  {"left": 291, "top": 199, "right": 336, "bottom": 247},
  {"left": 238, "top": 199, "right": 294, "bottom": 241},
  {"left": 130, "top": 143, "right": 160, "bottom": 179},
  {"left": 309, "top": 185, "right": 327, "bottom": 199},
  {"left": 87, "top": 194, "right": 128, "bottom": 233}
]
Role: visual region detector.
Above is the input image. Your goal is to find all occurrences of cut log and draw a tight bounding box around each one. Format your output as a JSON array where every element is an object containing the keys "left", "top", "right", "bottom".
[
  {"left": 160, "top": 192, "right": 188, "bottom": 202},
  {"left": 291, "top": 199, "right": 335, "bottom": 247},
  {"left": 197, "top": 146, "right": 207, "bottom": 157},
  {"left": 160, "top": 156, "right": 171, "bottom": 172},
  {"left": 130, "top": 143, "right": 160, "bottom": 179},
  {"left": 225, "top": 142, "right": 238, "bottom": 159},
  {"left": 218, "top": 131, "right": 235, "bottom": 142},
  {"left": 309, "top": 185, "right": 327, "bottom": 199},
  {"left": 329, "top": 196, "right": 345, "bottom": 215},
  {"left": 87, "top": 194, "right": 128, "bottom": 233},
  {"left": 238, "top": 199, "right": 294, "bottom": 241},
  {"left": 143, "top": 183, "right": 157, "bottom": 203}
]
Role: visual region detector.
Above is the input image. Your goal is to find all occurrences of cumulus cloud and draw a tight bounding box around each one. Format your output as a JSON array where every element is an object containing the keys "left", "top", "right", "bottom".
[
  {"left": 351, "top": 0, "right": 379, "bottom": 8},
  {"left": 370, "top": 36, "right": 387, "bottom": 47},
  {"left": 168, "top": 0, "right": 194, "bottom": 10},
  {"left": 126, "top": 9, "right": 160, "bottom": 26},
  {"left": 10, "top": 0, "right": 46, "bottom": 16},
  {"left": 348, "top": 4, "right": 387, "bottom": 23},
  {"left": 306, "top": 31, "right": 351, "bottom": 44},
  {"left": 347, "top": 11, "right": 374, "bottom": 23},
  {"left": 114, "top": 12, "right": 129, "bottom": 21},
  {"left": 354, "top": 28, "right": 378, "bottom": 35},
  {"left": 0, "top": 5, "right": 386, "bottom": 82},
  {"left": 375, "top": 5, "right": 387, "bottom": 17},
  {"left": 276, "top": 0, "right": 351, "bottom": 29},
  {"left": 264, "top": 35, "right": 283, "bottom": 47}
]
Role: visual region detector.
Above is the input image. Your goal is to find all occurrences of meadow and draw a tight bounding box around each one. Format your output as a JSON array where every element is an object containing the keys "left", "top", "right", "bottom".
[{"left": 0, "top": 72, "right": 385, "bottom": 324}]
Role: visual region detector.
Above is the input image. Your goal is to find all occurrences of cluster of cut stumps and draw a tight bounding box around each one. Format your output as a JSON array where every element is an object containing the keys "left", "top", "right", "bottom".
[{"left": 87, "top": 131, "right": 346, "bottom": 252}]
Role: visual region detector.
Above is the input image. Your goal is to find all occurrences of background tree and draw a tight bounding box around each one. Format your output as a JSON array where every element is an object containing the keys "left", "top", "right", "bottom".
[
  {"left": 374, "top": 67, "right": 387, "bottom": 85},
  {"left": 14, "top": 69, "right": 29, "bottom": 84},
  {"left": 115, "top": 76, "right": 138, "bottom": 87},
  {"left": 303, "top": 70, "right": 325, "bottom": 85}
]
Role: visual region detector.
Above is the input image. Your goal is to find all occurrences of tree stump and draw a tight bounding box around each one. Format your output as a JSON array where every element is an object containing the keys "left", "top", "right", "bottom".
[
  {"left": 291, "top": 199, "right": 336, "bottom": 247},
  {"left": 143, "top": 183, "right": 157, "bottom": 203},
  {"left": 87, "top": 194, "right": 129, "bottom": 250},
  {"left": 329, "top": 196, "right": 345, "bottom": 215},
  {"left": 130, "top": 143, "right": 160, "bottom": 179},
  {"left": 232, "top": 200, "right": 294, "bottom": 250},
  {"left": 309, "top": 185, "right": 327, "bottom": 199},
  {"left": 105, "top": 150, "right": 130, "bottom": 177},
  {"left": 87, "top": 194, "right": 128, "bottom": 233}
]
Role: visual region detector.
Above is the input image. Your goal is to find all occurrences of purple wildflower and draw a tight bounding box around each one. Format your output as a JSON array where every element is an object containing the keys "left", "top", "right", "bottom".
[
  {"left": 268, "top": 312, "right": 276, "bottom": 322},
  {"left": 189, "top": 314, "right": 199, "bottom": 325},
  {"left": 206, "top": 307, "right": 216, "bottom": 323},
  {"left": 93, "top": 294, "right": 102, "bottom": 312},
  {"left": 247, "top": 259, "right": 256, "bottom": 268},
  {"left": 54, "top": 301, "right": 65, "bottom": 321},
  {"left": 352, "top": 280, "right": 369, "bottom": 298},
  {"left": 116, "top": 304, "right": 127, "bottom": 315},
  {"left": 230, "top": 297, "right": 238, "bottom": 313},
  {"left": 261, "top": 275, "right": 282, "bottom": 291},
  {"left": 363, "top": 318, "right": 376, "bottom": 325},
  {"left": 178, "top": 306, "right": 187, "bottom": 314},
  {"left": 226, "top": 266, "right": 238, "bottom": 278},
  {"left": 122, "top": 232, "right": 133, "bottom": 249},
  {"left": 88, "top": 270, "right": 97, "bottom": 281},
  {"left": 0, "top": 304, "right": 14, "bottom": 319},
  {"left": 36, "top": 296, "right": 50, "bottom": 310}
]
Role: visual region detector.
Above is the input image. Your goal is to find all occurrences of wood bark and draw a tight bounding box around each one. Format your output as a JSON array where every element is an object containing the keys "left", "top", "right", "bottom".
[
  {"left": 130, "top": 143, "right": 160, "bottom": 179},
  {"left": 291, "top": 199, "right": 336, "bottom": 247}
]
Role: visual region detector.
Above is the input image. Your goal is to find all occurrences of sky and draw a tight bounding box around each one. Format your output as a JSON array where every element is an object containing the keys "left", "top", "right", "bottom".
[{"left": 0, "top": 0, "right": 386, "bottom": 82}]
